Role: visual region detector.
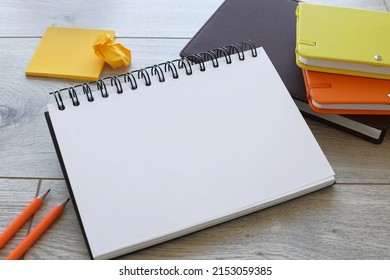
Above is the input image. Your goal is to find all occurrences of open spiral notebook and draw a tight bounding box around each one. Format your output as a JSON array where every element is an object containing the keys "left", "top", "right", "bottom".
[{"left": 45, "top": 43, "right": 335, "bottom": 259}]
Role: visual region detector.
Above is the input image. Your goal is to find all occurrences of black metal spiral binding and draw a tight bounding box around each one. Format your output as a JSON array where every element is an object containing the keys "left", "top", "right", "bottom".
[
  {"left": 212, "top": 47, "right": 232, "bottom": 64},
  {"left": 68, "top": 87, "right": 80, "bottom": 106},
  {"left": 163, "top": 61, "right": 179, "bottom": 78},
  {"left": 50, "top": 91, "right": 65, "bottom": 110},
  {"left": 120, "top": 72, "right": 138, "bottom": 90},
  {"left": 201, "top": 51, "right": 219, "bottom": 68},
  {"left": 78, "top": 83, "right": 94, "bottom": 102},
  {"left": 109, "top": 76, "right": 123, "bottom": 94},
  {"left": 96, "top": 79, "right": 108, "bottom": 97},
  {"left": 49, "top": 40, "right": 257, "bottom": 110},
  {"left": 186, "top": 54, "right": 206, "bottom": 72},
  {"left": 147, "top": 65, "right": 165, "bottom": 83},
  {"left": 175, "top": 57, "right": 193, "bottom": 75},
  {"left": 137, "top": 69, "right": 151, "bottom": 86}
]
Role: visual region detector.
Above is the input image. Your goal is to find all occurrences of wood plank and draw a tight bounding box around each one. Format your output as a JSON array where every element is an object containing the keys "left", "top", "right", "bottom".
[
  {"left": 1, "top": 37, "right": 390, "bottom": 183},
  {"left": 1, "top": 1, "right": 384, "bottom": 39},
  {"left": 384, "top": 0, "right": 390, "bottom": 11},
  {"left": 0, "top": 38, "right": 189, "bottom": 178},
  {"left": 0, "top": 0, "right": 385, "bottom": 39},
  {"left": 18, "top": 181, "right": 390, "bottom": 259},
  {"left": 118, "top": 184, "right": 390, "bottom": 260},
  {"left": 306, "top": 118, "right": 390, "bottom": 184},
  {"left": 0, "top": 38, "right": 72, "bottom": 179},
  {"left": 0, "top": 178, "right": 39, "bottom": 259},
  {"left": 23, "top": 180, "right": 90, "bottom": 260},
  {"left": 0, "top": 0, "right": 389, "bottom": 262},
  {"left": 0, "top": 0, "right": 224, "bottom": 38}
]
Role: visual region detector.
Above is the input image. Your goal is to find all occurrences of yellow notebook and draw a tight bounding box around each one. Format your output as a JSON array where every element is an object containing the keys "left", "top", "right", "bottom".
[
  {"left": 296, "top": 3, "right": 390, "bottom": 80},
  {"left": 26, "top": 27, "right": 115, "bottom": 80}
]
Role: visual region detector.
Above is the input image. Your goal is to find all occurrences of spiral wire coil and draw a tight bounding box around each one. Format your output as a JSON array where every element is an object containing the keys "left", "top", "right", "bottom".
[{"left": 50, "top": 40, "right": 257, "bottom": 110}]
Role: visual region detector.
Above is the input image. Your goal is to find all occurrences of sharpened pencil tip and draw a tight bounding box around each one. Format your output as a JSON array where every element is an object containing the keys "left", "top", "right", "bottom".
[
  {"left": 59, "top": 197, "right": 71, "bottom": 209},
  {"left": 38, "top": 189, "right": 51, "bottom": 201}
]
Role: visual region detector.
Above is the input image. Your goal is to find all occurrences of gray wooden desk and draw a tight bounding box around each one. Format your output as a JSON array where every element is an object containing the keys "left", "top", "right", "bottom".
[{"left": 1, "top": 0, "right": 389, "bottom": 260}]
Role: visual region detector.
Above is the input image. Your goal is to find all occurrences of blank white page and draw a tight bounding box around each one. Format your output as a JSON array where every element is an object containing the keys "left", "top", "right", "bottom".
[{"left": 47, "top": 48, "right": 335, "bottom": 259}]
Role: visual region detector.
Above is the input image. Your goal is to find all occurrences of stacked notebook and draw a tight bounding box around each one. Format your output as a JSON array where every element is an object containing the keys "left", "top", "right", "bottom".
[
  {"left": 296, "top": 3, "right": 390, "bottom": 115},
  {"left": 180, "top": 0, "right": 390, "bottom": 143}
]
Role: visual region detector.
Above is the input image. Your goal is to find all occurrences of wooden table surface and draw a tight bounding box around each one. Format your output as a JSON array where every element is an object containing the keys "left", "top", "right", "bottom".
[{"left": 1, "top": 0, "right": 390, "bottom": 260}]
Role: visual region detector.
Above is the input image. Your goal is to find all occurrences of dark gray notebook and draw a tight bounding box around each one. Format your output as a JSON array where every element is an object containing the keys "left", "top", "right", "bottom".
[{"left": 180, "top": 0, "right": 390, "bottom": 143}]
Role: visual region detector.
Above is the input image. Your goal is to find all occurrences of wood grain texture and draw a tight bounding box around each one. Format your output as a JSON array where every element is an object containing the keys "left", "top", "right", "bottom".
[
  {"left": 1, "top": 38, "right": 390, "bottom": 183},
  {"left": 0, "top": 38, "right": 189, "bottom": 178},
  {"left": 1, "top": 0, "right": 390, "bottom": 261},
  {"left": 0, "top": 179, "right": 39, "bottom": 259},
  {"left": 306, "top": 118, "right": 390, "bottom": 184},
  {"left": 23, "top": 180, "right": 90, "bottom": 260},
  {"left": 384, "top": 0, "right": 390, "bottom": 10},
  {"left": 16, "top": 181, "right": 390, "bottom": 260},
  {"left": 118, "top": 184, "right": 390, "bottom": 260},
  {"left": 0, "top": 0, "right": 224, "bottom": 38}
]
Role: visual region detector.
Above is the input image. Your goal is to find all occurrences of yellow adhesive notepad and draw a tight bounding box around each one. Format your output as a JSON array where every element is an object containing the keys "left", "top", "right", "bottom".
[{"left": 26, "top": 27, "right": 115, "bottom": 80}]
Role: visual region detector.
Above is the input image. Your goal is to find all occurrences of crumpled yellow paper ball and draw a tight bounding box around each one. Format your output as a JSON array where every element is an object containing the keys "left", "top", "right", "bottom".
[{"left": 93, "top": 33, "right": 131, "bottom": 69}]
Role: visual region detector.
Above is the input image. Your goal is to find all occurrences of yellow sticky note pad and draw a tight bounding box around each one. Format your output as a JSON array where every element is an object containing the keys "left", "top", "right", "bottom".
[{"left": 26, "top": 27, "right": 115, "bottom": 80}]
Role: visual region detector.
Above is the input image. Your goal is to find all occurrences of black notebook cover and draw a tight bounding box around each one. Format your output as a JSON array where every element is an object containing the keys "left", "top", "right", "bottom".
[{"left": 180, "top": 0, "right": 390, "bottom": 143}]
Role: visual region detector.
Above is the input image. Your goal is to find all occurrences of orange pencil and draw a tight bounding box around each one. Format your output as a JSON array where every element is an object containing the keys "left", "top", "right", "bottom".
[
  {"left": 6, "top": 198, "right": 70, "bottom": 260},
  {"left": 0, "top": 189, "right": 50, "bottom": 249}
]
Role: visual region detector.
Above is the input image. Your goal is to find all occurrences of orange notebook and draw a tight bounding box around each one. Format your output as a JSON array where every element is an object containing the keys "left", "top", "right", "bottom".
[{"left": 303, "top": 69, "right": 390, "bottom": 115}]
